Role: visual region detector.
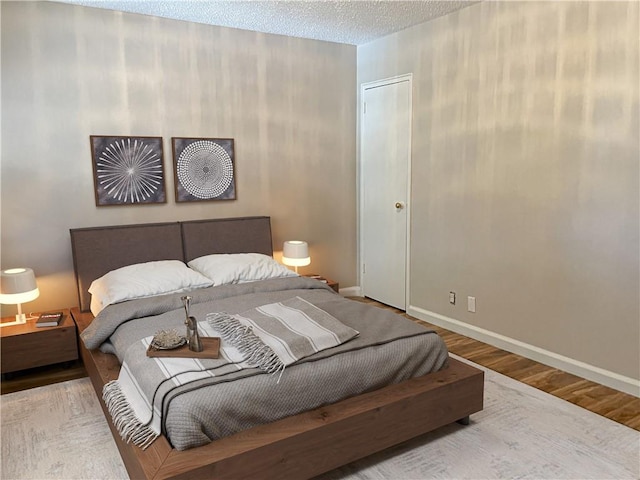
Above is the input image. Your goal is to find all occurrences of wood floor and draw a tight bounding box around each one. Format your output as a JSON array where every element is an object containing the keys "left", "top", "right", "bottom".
[
  {"left": 2, "top": 297, "right": 639, "bottom": 432},
  {"left": 350, "top": 296, "right": 640, "bottom": 431}
]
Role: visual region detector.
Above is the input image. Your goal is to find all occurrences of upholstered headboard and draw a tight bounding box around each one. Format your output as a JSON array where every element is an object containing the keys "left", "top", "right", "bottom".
[
  {"left": 181, "top": 217, "right": 273, "bottom": 262},
  {"left": 70, "top": 216, "right": 273, "bottom": 312}
]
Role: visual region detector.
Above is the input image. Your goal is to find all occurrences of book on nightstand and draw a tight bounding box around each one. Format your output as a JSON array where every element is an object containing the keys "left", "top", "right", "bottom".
[
  {"left": 36, "top": 312, "right": 63, "bottom": 327},
  {"left": 308, "top": 275, "right": 328, "bottom": 283}
]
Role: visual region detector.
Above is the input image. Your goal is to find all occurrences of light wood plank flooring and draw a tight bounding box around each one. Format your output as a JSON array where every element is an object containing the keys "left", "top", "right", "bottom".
[{"left": 2, "top": 297, "right": 638, "bottom": 432}]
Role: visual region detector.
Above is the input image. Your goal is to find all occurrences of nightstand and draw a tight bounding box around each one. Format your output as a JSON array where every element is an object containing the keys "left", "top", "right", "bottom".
[
  {"left": 304, "top": 274, "right": 339, "bottom": 293},
  {"left": 0, "top": 309, "right": 78, "bottom": 374}
]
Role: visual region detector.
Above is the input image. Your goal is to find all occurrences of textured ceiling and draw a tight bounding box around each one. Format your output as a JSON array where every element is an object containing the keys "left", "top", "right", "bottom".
[{"left": 56, "top": 1, "right": 477, "bottom": 45}]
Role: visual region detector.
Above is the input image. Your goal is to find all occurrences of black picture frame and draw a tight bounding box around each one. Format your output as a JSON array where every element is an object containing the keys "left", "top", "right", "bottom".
[
  {"left": 172, "top": 137, "right": 236, "bottom": 202},
  {"left": 90, "top": 135, "right": 166, "bottom": 206}
]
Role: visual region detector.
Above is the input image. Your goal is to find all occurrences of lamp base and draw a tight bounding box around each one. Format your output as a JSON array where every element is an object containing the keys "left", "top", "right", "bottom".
[{"left": 0, "top": 313, "right": 27, "bottom": 327}]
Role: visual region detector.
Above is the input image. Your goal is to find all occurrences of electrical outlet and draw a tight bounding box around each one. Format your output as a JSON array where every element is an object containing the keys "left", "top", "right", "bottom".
[
  {"left": 449, "top": 292, "right": 456, "bottom": 305},
  {"left": 468, "top": 296, "right": 476, "bottom": 313}
]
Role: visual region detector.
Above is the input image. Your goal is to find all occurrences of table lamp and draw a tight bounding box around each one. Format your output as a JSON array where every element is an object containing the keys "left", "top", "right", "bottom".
[
  {"left": 282, "top": 241, "right": 311, "bottom": 273},
  {"left": 0, "top": 268, "right": 40, "bottom": 326}
]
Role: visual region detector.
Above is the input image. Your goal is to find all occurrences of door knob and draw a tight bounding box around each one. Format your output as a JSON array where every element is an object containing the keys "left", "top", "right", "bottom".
[{"left": 395, "top": 202, "right": 404, "bottom": 209}]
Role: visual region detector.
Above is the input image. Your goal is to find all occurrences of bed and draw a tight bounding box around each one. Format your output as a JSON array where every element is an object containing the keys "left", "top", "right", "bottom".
[{"left": 70, "top": 216, "right": 484, "bottom": 479}]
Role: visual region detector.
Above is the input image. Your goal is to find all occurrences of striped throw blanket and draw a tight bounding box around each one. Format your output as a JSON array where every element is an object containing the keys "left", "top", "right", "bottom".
[{"left": 103, "top": 297, "right": 359, "bottom": 449}]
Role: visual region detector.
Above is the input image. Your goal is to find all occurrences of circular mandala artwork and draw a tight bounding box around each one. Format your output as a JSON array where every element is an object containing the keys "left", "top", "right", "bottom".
[
  {"left": 96, "top": 138, "right": 163, "bottom": 203},
  {"left": 177, "top": 140, "right": 234, "bottom": 199}
]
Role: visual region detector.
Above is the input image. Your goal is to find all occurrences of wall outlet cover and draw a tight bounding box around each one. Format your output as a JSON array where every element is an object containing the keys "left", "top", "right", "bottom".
[{"left": 468, "top": 296, "right": 476, "bottom": 313}]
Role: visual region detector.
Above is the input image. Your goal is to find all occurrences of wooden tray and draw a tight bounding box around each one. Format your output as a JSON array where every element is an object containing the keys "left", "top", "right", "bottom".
[{"left": 146, "top": 337, "right": 220, "bottom": 359}]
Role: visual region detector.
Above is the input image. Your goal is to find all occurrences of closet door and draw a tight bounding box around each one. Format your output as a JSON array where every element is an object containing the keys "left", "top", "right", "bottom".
[{"left": 360, "top": 76, "right": 412, "bottom": 310}]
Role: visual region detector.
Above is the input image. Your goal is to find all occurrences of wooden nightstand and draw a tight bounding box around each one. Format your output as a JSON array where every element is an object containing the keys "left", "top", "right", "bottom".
[
  {"left": 305, "top": 274, "right": 339, "bottom": 293},
  {"left": 0, "top": 309, "right": 78, "bottom": 374}
]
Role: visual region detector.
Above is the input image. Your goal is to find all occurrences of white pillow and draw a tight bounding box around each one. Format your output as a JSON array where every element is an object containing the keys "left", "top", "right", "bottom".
[
  {"left": 188, "top": 253, "right": 297, "bottom": 286},
  {"left": 89, "top": 260, "right": 213, "bottom": 315}
]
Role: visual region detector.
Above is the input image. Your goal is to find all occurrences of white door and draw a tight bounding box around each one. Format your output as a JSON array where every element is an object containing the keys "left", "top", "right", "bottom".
[{"left": 361, "top": 76, "right": 412, "bottom": 310}]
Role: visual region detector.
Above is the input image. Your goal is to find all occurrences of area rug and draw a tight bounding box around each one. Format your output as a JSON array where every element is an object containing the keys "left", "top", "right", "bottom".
[{"left": 1, "top": 355, "right": 638, "bottom": 480}]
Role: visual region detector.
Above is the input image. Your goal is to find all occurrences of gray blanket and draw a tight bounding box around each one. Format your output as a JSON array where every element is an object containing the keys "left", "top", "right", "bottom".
[{"left": 81, "top": 277, "right": 449, "bottom": 450}]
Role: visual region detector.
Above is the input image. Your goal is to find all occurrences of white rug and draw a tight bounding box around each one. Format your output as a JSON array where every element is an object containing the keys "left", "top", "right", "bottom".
[{"left": 1, "top": 355, "right": 638, "bottom": 480}]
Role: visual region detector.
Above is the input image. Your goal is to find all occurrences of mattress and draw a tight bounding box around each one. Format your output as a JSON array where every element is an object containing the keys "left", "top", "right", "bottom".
[{"left": 81, "top": 276, "right": 449, "bottom": 450}]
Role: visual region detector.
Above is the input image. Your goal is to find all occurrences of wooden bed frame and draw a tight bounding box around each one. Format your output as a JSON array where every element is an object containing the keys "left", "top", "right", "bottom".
[{"left": 69, "top": 216, "right": 484, "bottom": 480}]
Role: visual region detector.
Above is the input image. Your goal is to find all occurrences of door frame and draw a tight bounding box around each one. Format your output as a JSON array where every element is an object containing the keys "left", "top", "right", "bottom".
[{"left": 358, "top": 73, "right": 413, "bottom": 309}]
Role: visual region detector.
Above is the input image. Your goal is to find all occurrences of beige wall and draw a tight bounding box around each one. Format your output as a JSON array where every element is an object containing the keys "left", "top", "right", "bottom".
[
  {"left": 1, "top": 1, "right": 357, "bottom": 315},
  {"left": 358, "top": 1, "right": 639, "bottom": 381},
  {"left": 2, "top": 0, "right": 637, "bottom": 387}
]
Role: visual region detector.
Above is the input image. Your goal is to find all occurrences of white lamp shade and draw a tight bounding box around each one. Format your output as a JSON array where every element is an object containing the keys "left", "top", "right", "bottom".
[
  {"left": 282, "top": 241, "right": 311, "bottom": 267},
  {"left": 0, "top": 268, "right": 40, "bottom": 305}
]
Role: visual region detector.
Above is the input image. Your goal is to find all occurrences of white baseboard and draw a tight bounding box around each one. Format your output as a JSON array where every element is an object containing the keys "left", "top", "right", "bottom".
[
  {"left": 408, "top": 305, "right": 640, "bottom": 398},
  {"left": 338, "top": 286, "right": 362, "bottom": 297}
]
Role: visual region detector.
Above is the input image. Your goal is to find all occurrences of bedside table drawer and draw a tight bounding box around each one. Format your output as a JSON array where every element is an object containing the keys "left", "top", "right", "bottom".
[{"left": 0, "top": 311, "right": 78, "bottom": 374}]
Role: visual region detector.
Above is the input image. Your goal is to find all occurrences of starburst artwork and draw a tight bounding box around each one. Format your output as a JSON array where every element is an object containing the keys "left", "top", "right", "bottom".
[
  {"left": 172, "top": 138, "right": 236, "bottom": 202},
  {"left": 90, "top": 136, "right": 166, "bottom": 206}
]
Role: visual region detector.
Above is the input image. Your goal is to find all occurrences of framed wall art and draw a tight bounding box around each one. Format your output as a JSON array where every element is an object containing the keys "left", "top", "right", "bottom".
[
  {"left": 172, "top": 137, "right": 236, "bottom": 202},
  {"left": 90, "top": 135, "right": 166, "bottom": 206}
]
